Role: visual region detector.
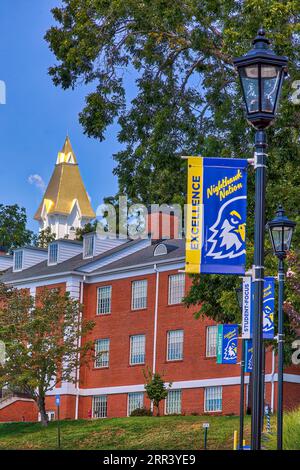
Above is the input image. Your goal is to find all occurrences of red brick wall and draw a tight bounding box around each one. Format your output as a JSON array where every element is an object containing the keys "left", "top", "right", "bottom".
[
  {"left": 81, "top": 273, "right": 157, "bottom": 389},
  {"left": 0, "top": 400, "right": 38, "bottom": 422},
  {"left": 45, "top": 395, "right": 76, "bottom": 420}
]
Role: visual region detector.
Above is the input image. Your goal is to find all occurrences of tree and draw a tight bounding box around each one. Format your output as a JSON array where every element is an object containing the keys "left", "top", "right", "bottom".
[
  {"left": 35, "top": 227, "right": 56, "bottom": 248},
  {"left": 0, "top": 284, "right": 95, "bottom": 426},
  {"left": 45, "top": 2, "right": 300, "bottom": 329},
  {"left": 0, "top": 204, "right": 34, "bottom": 251},
  {"left": 143, "top": 367, "right": 172, "bottom": 416},
  {"left": 45, "top": 1, "right": 300, "bottom": 203},
  {"left": 75, "top": 221, "right": 97, "bottom": 241}
]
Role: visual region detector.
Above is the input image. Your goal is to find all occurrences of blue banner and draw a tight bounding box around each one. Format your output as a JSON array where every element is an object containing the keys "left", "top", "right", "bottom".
[
  {"left": 244, "top": 339, "right": 253, "bottom": 372},
  {"left": 186, "top": 157, "right": 248, "bottom": 275},
  {"left": 263, "top": 277, "right": 275, "bottom": 339},
  {"left": 242, "top": 276, "right": 275, "bottom": 340},
  {"left": 217, "top": 324, "right": 238, "bottom": 364}
]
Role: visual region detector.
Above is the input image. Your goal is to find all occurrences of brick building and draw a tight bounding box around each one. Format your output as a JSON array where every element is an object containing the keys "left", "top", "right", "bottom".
[{"left": 0, "top": 138, "right": 299, "bottom": 422}]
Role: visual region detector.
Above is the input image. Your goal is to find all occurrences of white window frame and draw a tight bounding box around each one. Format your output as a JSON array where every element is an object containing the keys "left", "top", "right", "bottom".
[
  {"left": 204, "top": 386, "right": 223, "bottom": 413},
  {"left": 95, "top": 338, "right": 110, "bottom": 368},
  {"left": 130, "top": 334, "right": 146, "bottom": 365},
  {"left": 206, "top": 325, "right": 217, "bottom": 358},
  {"left": 38, "top": 411, "right": 55, "bottom": 422},
  {"left": 154, "top": 243, "right": 167, "bottom": 256},
  {"left": 165, "top": 390, "right": 182, "bottom": 415},
  {"left": 167, "top": 330, "right": 184, "bottom": 361},
  {"left": 14, "top": 250, "right": 23, "bottom": 271},
  {"left": 131, "top": 279, "right": 147, "bottom": 310},
  {"left": 127, "top": 392, "right": 144, "bottom": 416},
  {"left": 97, "top": 286, "right": 112, "bottom": 315},
  {"left": 92, "top": 395, "right": 107, "bottom": 418},
  {"left": 168, "top": 273, "right": 185, "bottom": 305},
  {"left": 48, "top": 243, "right": 59, "bottom": 265},
  {"left": 83, "top": 235, "right": 95, "bottom": 259}
]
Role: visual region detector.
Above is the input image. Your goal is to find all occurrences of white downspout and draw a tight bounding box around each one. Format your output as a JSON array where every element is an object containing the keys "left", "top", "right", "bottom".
[
  {"left": 152, "top": 264, "right": 159, "bottom": 374},
  {"left": 271, "top": 349, "right": 275, "bottom": 413},
  {"left": 150, "top": 265, "right": 160, "bottom": 414},
  {"left": 75, "top": 276, "right": 85, "bottom": 420}
]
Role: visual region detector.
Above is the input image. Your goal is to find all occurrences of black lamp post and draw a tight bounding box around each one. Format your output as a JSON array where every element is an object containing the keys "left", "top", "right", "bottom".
[
  {"left": 234, "top": 29, "right": 288, "bottom": 450},
  {"left": 266, "top": 206, "right": 296, "bottom": 450},
  {"left": 236, "top": 286, "right": 245, "bottom": 450}
]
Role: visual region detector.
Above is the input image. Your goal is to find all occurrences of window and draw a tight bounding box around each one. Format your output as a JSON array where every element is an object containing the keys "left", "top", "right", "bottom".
[
  {"left": 38, "top": 411, "right": 55, "bottom": 422},
  {"left": 97, "top": 286, "right": 112, "bottom": 315},
  {"left": 166, "top": 390, "right": 181, "bottom": 415},
  {"left": 168, "top": 273, "right": 185, "bottom": 305},
  {"left": 204, "top": 386, "right": 222, "bottom": 412},
  {"left": 167, "top": 330, "right": 183, "bottom": 361},
  {"left": 92, "top": 395, "right": 107, "bottom": 418},
  {"left": 154, "top": 243, "right": 168, "bottom": 256},
  {"left": 14, "top": 251, "right": 23, "bottom": 271},
  {"left": 95, "top": 339, "right": 110, "bottom": 368},
  {"left": 206, "top": 326, "right": 217, "bottom": 357},
  {"left": 130, "top": 335, "right": 145, "bottom": 365},
  {"left": 49, "top": 243, "right": 58, "bottom": 264},
  {"left": 83, "top": 235, "right": 94, "bottom": 258},
  {"left": 128, "top": 392, "right": 144, "bottom": 416},
  {"left": 131, "top": 280, "right": 147, "bottom": 310}
]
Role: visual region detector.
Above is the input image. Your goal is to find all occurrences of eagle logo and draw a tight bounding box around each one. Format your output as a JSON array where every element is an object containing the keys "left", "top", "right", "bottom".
[
  {"left": 206, "top": 196, "right": 246, "bottom": 259},
  {"left": 263, "top": 304, "right": 274, "bottom": 332},
  {"left": 224, "top": 338, "right": 237, "bottom": 362},
  {"left": 247, "top": 351, "right": 253, "bottom": 371}
]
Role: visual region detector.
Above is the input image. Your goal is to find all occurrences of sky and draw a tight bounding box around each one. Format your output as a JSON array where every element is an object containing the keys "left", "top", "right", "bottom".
[{"left": 0, "top": 0, "right": 129, "bottom": 232}]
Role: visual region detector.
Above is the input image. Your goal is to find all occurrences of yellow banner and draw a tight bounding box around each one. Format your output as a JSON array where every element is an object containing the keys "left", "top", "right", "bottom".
[{"left": 185, "top": 157, "right": 203, "bottom": 273}]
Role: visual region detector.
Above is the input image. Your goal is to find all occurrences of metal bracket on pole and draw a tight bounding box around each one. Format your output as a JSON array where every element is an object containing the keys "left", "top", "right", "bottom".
[
  {"left": 277, "top": 333, "right": 285, "bottom": 344},
  {"left": 252, "top": 265, "right": 264, "bottom": 281},
  {"left": 254, "top": 152, "right": 268, "bottom": 169}
]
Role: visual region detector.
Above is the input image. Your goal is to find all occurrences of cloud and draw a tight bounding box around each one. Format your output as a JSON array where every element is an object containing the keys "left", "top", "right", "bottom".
[{"left": 28, "top": 174, "right": 46, "bottom": 192}]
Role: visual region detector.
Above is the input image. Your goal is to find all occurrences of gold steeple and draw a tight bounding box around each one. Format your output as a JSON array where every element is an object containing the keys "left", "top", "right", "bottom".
[{"left": 34, "top": 136, "right": 96, "bottom": 221}]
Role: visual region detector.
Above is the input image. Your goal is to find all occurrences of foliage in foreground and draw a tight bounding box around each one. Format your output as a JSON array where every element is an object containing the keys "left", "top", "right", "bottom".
[
  {"left": 143, "top": 368, "right": 172, "bottom": 416},
  {"left": 267, "top": 408, "right": 300, "bottom": 450},
  {"left": 0, "top": 284, "right": 95, "bottom": 426}
]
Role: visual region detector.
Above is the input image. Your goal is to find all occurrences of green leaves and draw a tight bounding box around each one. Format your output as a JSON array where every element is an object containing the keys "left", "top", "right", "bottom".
[
  {"left": 0, "top": 284, "right": 95, "bottom": 418},
  {"left": 0, "top": 205, "right": 34, "bottom": 251},
  {"left": 46, "top": 1, "right": 300, "bottom": 329}
]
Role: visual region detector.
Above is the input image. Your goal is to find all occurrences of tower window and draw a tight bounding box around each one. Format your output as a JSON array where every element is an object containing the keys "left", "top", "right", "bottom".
[
  {"left": 14, "top": 251, "right": 23, "bottom": 271},
  {"left": 48, "top": 243, "right": 58, "bottom": 265},
  {"left": 83, "top": 235, "right": 94, "bottom": 258}
]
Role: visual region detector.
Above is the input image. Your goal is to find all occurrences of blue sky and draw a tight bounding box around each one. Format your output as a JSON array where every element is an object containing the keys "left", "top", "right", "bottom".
[{"left": 0, "top": 1, "right": 130, "bottom": 232}]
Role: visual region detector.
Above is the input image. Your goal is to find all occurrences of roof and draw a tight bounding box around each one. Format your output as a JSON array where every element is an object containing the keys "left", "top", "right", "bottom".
[
  {"left": 14, "top": 245, "right": 47, "bottom": 252},
  {"left": 1, "top": 238, "right": 185, "bottom": 284},
  {"left": 51, "top": 238, "right": 83, "bottom": 246},
  {"left": 34, "top": 137, "right": 95, "bottom": 220},
  {"left": 92, "top": 239, "right": 185, "bottom": 273}
]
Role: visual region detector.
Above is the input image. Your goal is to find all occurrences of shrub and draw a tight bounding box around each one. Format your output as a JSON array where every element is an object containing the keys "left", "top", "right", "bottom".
[{"left": 130, "top": 407, "right": 153, "bottom": 417}]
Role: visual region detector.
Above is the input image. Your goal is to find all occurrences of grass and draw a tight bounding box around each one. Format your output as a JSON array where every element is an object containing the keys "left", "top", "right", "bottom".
[
  {"left": 0, "top": 415, "right": 252, "bottom": 450},
  {"left": 266, "top": 409, "right": 300, "bottom": 450}
]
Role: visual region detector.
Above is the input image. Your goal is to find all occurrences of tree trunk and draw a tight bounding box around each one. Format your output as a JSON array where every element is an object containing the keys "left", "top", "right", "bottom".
[
  {"left": 156, "top": 403, "right": 160, "bottom": 417},
  {"left": 37, "top": 394, "right": 48, "bottom": 426}
]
